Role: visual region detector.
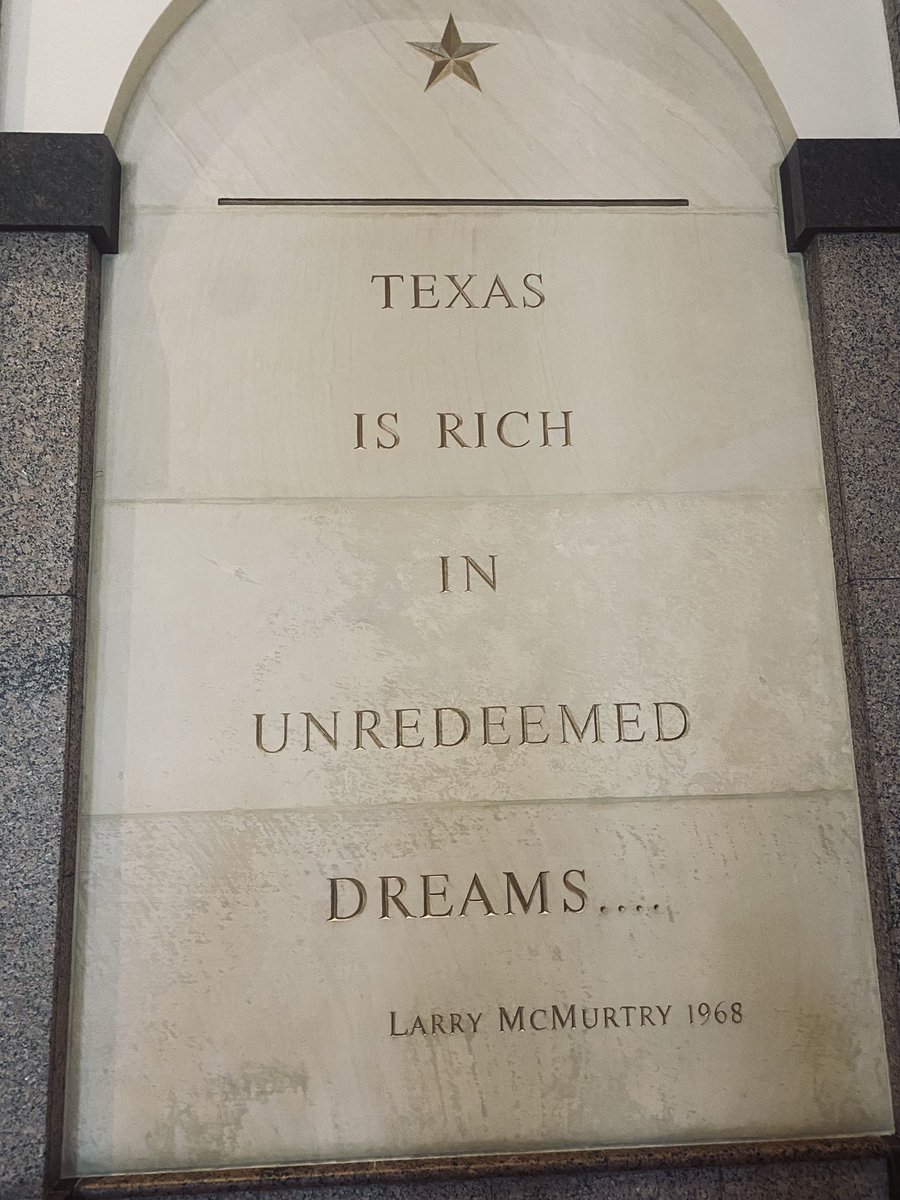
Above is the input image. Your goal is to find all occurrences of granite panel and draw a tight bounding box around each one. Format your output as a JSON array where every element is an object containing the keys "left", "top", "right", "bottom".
[
  {"left": 719, "top": 1159, "right": 890, "bottom": 1198},
  {"left": 0, "top": 596, "right": 77, "bottom": 1200},
  {"left": 884, "top": 0, "right": 900, "bottom": 105},
  {"left": 834, "top": 577, "right": 900, "bottom": 1115},
  {"left": 490, "top": 1159, "right": 889, "bottom": 1198},
  {"left": 802, "top": 239, "right": 850, "bottom": 587},
  {"left": 803, "top": 233, "right": 900, "bottom": 583},
  {"left": 59, "top": 1152, "right": 896, "bottom": 1200},
  {"left": 0, "top": 232, "right": 100, "bottom": 599},
  {"left": 780, "top": 141, "right": 900, "bottom": 252},
  {"left": 0, "top": 135, "right": 121, "bottom": 255},
  {"left": 808, "top": 228, "right": 900, "bottom": 1105},
  {"left": 852, "top": 579, "right": 900, "bottom": 780},
  {"left": 71, "top": 1185, "right": 492, "bottom": 1200},
  {"left": 852, "top": 578, "right": 900, "bottom": 884}
]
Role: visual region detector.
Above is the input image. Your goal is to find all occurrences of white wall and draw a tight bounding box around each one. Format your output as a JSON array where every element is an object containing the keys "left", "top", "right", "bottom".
[{"left": 0, "top": 0, "right": 898, "bottom": 141}]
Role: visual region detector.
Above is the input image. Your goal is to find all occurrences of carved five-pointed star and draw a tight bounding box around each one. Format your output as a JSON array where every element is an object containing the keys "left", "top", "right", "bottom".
[{"left": 408, "top": 14, "right": 496, "bottom": 92}]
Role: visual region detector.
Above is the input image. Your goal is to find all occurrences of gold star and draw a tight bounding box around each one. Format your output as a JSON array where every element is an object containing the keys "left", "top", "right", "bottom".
[{"left": 408, "top": 14, "right": 496, "bottom": 92}]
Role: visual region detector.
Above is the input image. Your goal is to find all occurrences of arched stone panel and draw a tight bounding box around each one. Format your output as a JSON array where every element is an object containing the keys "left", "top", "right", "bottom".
[{"left": 62, "top": 0, "right": 893, "bottom": 1180}]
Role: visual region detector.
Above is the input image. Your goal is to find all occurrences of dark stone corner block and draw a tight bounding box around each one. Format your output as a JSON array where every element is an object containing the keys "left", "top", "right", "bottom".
[
  {"left": 780, "top": 138, "right": 900, "bottom": 253},
  {"left": 0, "top": 134, "right": 121, "bottom": 254}
]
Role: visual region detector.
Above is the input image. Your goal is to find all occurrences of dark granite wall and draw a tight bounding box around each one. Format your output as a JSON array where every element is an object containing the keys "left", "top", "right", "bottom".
[
  {"left": 885, "top": 0, "right": 900, "bottom": 102},
  {"left": 67, "top": 1161, "right": 895, "bottom": 1200},
  {"left": 0, "top": 233, "right": 101, "bottom": 1200},
  {"left": 804, "top": 234, "right": 900, "bottom": 1118}
]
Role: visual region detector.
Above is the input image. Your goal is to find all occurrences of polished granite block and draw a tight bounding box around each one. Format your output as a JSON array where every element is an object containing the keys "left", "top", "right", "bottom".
[
  {"left": 806, "top": 229, "right": 900, "bottom": 1104},
  {"left": 493, "top": 1159, "right": 889, "bottom": 1198},
  {"left": 0, "top": 135, "right": 121, "bottom": 254},
  {"left": 0, "top": 596, "right": 78, "bottom": 1200},
  {"left": 0, "top": 232, "right": 100, "bottom": 599},
  {"left": 60, "top": 1160, "right": 895, "bottom": 1200},
  {"left": 851, "top": 578, "right": 900, "bottom": 943},
  {"left": 836, "top": 575, "right": 900, "bottom": 1111},
  {"left": 73, "top": 1184, "right": 495, "bottom": 1200},
  {"left": 803, "top": 229, "right": 900, "bottom": 1115},
  {"left": 781, "top": 141, "right": 900, "bottom": 252},
  {"left": 881, "top": 0, "right": 900, "bottom": 111},
  {"left": 852, "top": 579, "right": 900, "bottom": 804},
  {"left": 804, "top": 233, "right": 900, "bottom": 583}
]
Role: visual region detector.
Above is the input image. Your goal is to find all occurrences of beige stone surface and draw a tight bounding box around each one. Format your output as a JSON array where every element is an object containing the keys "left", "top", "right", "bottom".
[
  {"left": 82, "top": 492, "right": 855, "bottom": 816},
  {"left": 98, "top": 208, "right": 819, "bottom": 503},
  {"left": 65, "top": 794, "right": 891, "bottom": 1173},
  {"left": 66, "top": 0, "right": 892, "bottom": 1173},
  {"left": 116, "top": 0, "right": 781, "bottom": 209}
]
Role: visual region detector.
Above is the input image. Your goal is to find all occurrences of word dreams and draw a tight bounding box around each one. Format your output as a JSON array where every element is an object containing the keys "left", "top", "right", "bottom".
[
  {"left": 254, "top": 700, "right": 690, "bottom": 753},
  {"left": 329, "top": 868, "right": 588, "bottom": 921}
]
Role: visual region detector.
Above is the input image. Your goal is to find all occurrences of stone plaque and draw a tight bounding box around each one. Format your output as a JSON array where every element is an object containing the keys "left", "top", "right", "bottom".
[{"left": 64, "top": 0, "right": 892, "bottom": 1178}]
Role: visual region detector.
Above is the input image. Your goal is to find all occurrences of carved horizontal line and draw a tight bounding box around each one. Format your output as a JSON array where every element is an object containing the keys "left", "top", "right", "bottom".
[
  {"left": 217, "top": 197, "right": 690, "bottom": 208},
  {"left": 86, "top": 788, "right": 856, "bottom": 822},
  {"left": 99, "top": 488, "right": 825, "bottom": 505}
]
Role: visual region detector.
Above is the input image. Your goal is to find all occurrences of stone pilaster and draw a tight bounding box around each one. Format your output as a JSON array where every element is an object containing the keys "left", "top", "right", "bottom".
[
  {"left": 780, "top": 149, "right": 900, "bottom": 1200},
  {"left": 802, "top": 229, "right": 900, "bottom": 1107},
  {"left": 0, "top": 134, "right": 117, "bottom": 1200}
]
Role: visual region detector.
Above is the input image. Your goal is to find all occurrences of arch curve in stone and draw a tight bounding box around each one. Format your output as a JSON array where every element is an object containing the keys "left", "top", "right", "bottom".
[{"left": 105, "top": 0, "right": 795, "bottom": 147}]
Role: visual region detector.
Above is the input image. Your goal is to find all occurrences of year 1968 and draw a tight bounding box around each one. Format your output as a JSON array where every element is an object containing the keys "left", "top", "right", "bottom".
[{"left": 688, "top": 1002, "right": 743, "bottom": 1025}]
